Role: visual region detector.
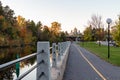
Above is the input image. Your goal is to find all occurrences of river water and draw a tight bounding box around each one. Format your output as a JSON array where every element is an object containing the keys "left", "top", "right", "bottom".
[{"left": 0, "top": 46, "right": 37, "bottom": 80}]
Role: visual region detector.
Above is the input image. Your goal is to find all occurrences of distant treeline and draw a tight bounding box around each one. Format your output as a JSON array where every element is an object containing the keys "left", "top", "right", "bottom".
[{"left": 0, "top": 1, "right": 68, "bottom": 47}]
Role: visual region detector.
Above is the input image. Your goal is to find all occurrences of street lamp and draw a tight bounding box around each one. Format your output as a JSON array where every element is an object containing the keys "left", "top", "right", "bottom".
[
  {"left": 106, "top": 18, "right": 112, "bottom": 59},
  {"left": 92, "top": 28, "right": 96, "bottom": 41}
]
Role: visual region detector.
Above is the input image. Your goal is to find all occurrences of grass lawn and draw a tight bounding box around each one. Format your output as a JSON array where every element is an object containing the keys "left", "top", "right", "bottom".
[{"left": 79, "top": 42, "right": 120, "bottom": 66}]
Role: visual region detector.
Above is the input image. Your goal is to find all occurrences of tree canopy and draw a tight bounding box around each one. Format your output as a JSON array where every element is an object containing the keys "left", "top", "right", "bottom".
[
  {"left": 111, "top": 15, "right": 120, "bottom": 46},
  {"left": 0, "top": 1, "right": 67, "bottom": 47}
]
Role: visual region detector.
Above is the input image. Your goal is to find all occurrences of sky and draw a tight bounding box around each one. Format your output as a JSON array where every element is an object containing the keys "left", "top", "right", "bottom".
[{"left": 1, "top": 0, "right": 120, "bottom": 33}]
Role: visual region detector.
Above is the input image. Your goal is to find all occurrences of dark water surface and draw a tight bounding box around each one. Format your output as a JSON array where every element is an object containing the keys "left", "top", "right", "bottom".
[{"left": 0, "top": 46, "right": 37, "bottom": 80}]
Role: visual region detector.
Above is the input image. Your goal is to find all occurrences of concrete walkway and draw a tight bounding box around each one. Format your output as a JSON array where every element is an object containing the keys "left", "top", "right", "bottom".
[{"left": 63, "top": 43, "right": 120, "bottom": 80}]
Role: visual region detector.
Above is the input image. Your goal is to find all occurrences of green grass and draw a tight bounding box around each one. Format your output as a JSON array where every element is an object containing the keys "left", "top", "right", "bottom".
[{"left": 79, "top": 42, "right": 120, "bottom": 66}]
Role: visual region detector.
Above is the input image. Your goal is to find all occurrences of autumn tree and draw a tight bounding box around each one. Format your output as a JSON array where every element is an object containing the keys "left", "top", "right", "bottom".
[
  {"left": 0, "top": 15, "right": 4, "bottom": 30},
  {"left": 0, "top": 2, "right": 19, "bottom": 46},
  {"left": 0, "top": 1, "right": 68, "bottom": 46},
  {"left": 36, "top": 21, "right": 42, "bottom": 41},
  {"left": 51, "top": 22, "right": 61, "bottom": 35},
  {"left": 0, "top": 2, "right": 4, "bottom": 30},
  {"left": 41, "top": 25, "right": 50, "bottom": 41},
  {"left": 89, "top": 14, "right": 104, "bottom": 41},
  {"left": 3, "top": 5, "right": 16, "bottom": 26},
  {"left": 111, "top": 15, "right": 120, "bottom": 46},
  {"left": 65, "top": 31, "right": 68, "bottom": 35},
  {"left": 16, "top": 15, "right": 28, "bottom": 46},
  {"left": 50, "top": 21, "right": 61, "bottom": 43},
  {"left": 17, "top": 15, "right": 26, "bottom": 38},
  {"left": 83, "top": 25, "right": 93, "bottom": 41},
  {"left": 59, "top": 31, "right": 66, "bottom": 41},
  {"left": 0, "top": 1, "right": 3, "bottom": 15},
  {"left": 89, "top": 14, "right": 103, "bottom": 28}
]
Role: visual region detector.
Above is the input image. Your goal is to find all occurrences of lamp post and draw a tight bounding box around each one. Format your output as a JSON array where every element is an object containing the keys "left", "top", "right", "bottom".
[
  {"left": 106, "top": 18, "right": 112, "bottom": 59},
  {"left": 92, "top": 28, "right": 95, "bottom": 41}
]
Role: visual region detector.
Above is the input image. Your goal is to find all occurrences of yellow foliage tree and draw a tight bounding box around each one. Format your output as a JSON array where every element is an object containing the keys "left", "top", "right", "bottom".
[
  {"left": 49, "top": 21, "right": 61, "bottom": 42},
  {"left": 51, "top": 21, "right": 61, "bottom": 36},
  {"left": 17, "top": 15, "right": 27, "bottom": 38}
]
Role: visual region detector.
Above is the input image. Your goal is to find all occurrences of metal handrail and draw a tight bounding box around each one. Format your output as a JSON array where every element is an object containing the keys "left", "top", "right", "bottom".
[
  {"left": 0, "top": 53, "right": 37, "bottom": 70},
  {"left": 0, "top": 42, "right": 67, "bottom": 80},
  {"left": 16, "top": 64, "right": 37, "bottom": 80},
  {"left": 49, "top": 47, "right": 53, "bottom": 50},
  {"left": 0, "top": 46, "right": 54, "bottom": 79}
]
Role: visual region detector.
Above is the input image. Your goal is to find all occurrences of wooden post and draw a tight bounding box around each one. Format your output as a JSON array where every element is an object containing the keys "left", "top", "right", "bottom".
[{"left": 37, "top": 42, "right": 51, "bottom": 80}]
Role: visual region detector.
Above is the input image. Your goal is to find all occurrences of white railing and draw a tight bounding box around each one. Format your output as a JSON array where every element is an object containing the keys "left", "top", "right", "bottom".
[{"left": 0, "top": 41, "right": 71, "bottom": 80}]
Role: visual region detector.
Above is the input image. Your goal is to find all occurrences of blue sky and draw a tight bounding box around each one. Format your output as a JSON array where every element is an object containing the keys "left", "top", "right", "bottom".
[{"left": 2, "top": 0, "right": 120, "bottom": 32}]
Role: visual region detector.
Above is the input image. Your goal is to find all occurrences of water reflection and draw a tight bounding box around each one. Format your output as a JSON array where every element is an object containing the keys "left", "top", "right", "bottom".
[{"left": 0, "top": 45, "right": 36, "bottom": 80}]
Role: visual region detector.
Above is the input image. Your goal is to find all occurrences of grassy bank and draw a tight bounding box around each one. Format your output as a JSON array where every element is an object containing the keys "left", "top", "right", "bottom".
[{"left": 79, "top": 42, "right": 120, "bottom": 66}]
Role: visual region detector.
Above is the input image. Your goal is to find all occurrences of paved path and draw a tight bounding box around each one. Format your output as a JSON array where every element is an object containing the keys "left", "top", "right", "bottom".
[{"left": 63, "top": 43, "right": 120, "bottom": 80}]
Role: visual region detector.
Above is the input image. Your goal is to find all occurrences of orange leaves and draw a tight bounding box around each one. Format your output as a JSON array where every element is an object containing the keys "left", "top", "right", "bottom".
[
  {"left": 19, "top": 28, "right": 26, "bottom": 38},
  {"left": 0, "top": 15, "right": 4, "bottom": 20},
  {"left": 17, "top": 15, "right": 26, "bottom": 29},
  {"left": 51, "top": 22, "right": 61, "bottom": 30},
  {"left": 16, "top": 15, "right": 27, "bottom": 38},
  {"left": 51, "top": 21, "right": 61, "bottom": 36}
]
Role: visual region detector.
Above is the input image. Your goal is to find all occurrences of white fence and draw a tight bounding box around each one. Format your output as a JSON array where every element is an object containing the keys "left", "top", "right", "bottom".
[
  {"left": 37, "top": 41, "right": 71, "bottom": 80},
  {"left": 0, "top": 41, "right": 71, "bottom": 80}
]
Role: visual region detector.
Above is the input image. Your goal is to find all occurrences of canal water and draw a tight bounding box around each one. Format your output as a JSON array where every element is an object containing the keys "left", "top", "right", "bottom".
[{"left": 0, "top": 46, "right": 37, "bottom": 80}]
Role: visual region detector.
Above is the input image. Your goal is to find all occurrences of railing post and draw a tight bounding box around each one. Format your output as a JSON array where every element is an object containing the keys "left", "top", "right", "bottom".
[
  {"left": 37, "top": 42, "right": 51, "bottom": 80},
  {"left": 63, "top": 42, "right": 66, "bottom": 54},
  {"left": 52, "top": 43, "right": 57, "bottom": 67},
  {"left": 63, "top": 42, "right": 66, "bottom": 55},
  {"left": 60, "top": 42, "right": 63, "bottom": 56},
  {"left": 58, "top": 42, "right": 61, "bottom": 61}
]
